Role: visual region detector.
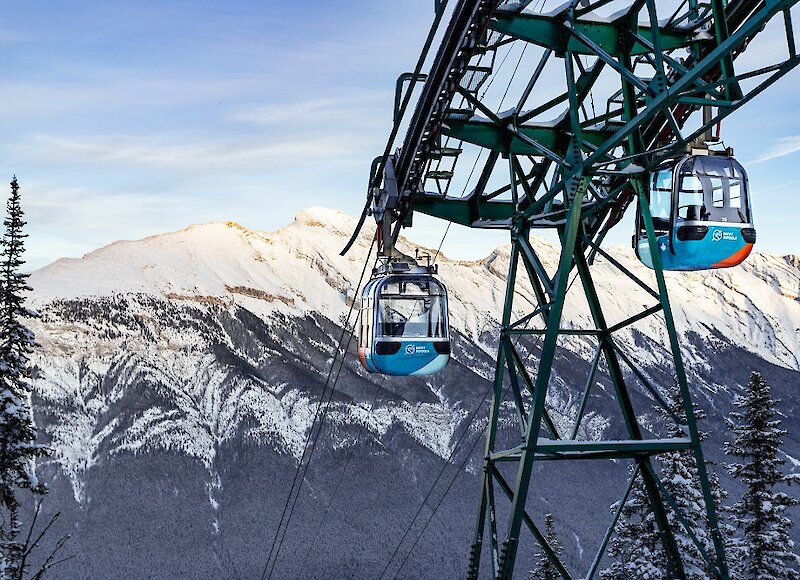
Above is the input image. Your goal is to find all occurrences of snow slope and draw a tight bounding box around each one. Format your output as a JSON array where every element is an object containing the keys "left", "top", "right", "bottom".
[{"left": 31, "top": 206, "right": 800, "bottom": 372}]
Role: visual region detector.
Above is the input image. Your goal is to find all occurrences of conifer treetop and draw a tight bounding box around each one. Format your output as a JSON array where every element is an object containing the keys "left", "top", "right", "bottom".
[{"left": 725, "top": 372, "right": 800, "bottom": 579}]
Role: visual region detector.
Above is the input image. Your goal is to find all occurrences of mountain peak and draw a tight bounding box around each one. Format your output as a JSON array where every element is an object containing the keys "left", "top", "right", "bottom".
[
  {"left": 27, "top": 208, "right": 372, "bottom": 321},
  {"left": 291, "top": 207, "right": 357, "bottom": 236}
]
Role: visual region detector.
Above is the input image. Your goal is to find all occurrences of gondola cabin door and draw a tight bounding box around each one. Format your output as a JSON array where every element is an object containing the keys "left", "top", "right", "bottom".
[{"left": 635, "top": 152, "right": 756, "bottom": 271}]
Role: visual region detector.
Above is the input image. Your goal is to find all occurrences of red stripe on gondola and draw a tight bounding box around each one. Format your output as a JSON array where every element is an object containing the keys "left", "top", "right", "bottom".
[{"left": 712, "top": 243, "right": 753, "bottom": 268}]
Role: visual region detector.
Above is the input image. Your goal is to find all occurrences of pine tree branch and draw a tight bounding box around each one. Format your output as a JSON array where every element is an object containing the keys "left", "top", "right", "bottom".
[
  {"left": 15, "top": 500, "right": 41, "bottom": 578},
  {"left": 22, "top": 512, "right": 60, "bottom": 560},
  {"left": 29, "top": 533, "right": 72, "bottom": 580}
]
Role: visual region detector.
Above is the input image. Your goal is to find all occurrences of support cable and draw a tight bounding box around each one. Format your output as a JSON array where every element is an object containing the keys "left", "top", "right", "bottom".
[
  {"left": 390, "top": 393, "right": 497, "bottom": 580},
  {"left": 376, "top": 376, "right": 498, "bottom": 580},
  {"left": 432, "top": 222, "right": 452, "bottom": 265},
  {"left": 380, "top": 267, "right": 581, "bottom": 579},
  {"left": 260, "top": 234, "right": 376, "bottom": 580},
  {"left": 378, "top": 331, "right": 547, "bottom": 577},
  {"left": 298, "top": 374, "right": 388, "bottom": 569},
  {"left": 499, "top": 44, "right": 528, "bottom": 110},
  {"left": 341, "top": 1, "right": 452, "bottom": 256}
]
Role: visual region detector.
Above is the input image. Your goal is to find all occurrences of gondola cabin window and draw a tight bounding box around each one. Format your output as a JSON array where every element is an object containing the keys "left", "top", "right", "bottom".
[
  {"left": 675, "top": 156, "right": 749, "bottom": 223},
  {"left": 377, "top": 277, "right": 447, "bottom": 339},
  {"left": 358, "top": 290, "right": 373, "bottom": 349},
  {"left": 650, "top": 169, "right": 672, "bottom": 233}
]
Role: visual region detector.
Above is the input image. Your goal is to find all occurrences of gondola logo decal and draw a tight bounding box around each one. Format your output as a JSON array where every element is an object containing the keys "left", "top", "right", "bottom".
[
  {"left": 405, "top": 344, "right": 431, "bottom": 355},
  {"left": 711, "top": 229, "right": 738, "bottom": 242}
]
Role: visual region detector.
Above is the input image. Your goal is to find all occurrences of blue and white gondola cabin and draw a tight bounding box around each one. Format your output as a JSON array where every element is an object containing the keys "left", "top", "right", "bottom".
[
  {"left": 635, "top": 152, "right": 756, "bottom": 271},
  {"left": 358, "top": 268, "right": 450, "bottom": 376}
]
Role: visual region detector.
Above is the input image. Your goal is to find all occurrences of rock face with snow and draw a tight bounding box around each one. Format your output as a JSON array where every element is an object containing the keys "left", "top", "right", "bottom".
[{"left": 26, "top": 208, "right": 800, "bottom": 578}]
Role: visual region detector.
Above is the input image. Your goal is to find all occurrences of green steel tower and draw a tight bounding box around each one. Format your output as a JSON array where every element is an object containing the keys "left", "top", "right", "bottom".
[{"left": 344, "top": 0, "right": 800, "bottom": 576}]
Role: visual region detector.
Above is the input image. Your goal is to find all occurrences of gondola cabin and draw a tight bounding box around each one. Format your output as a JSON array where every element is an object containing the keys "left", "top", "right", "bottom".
[
  {"left": 635, "top": 151, "right": 756, "bottom": 271},
  {"left": 358, "top": 262, "right": 450, "bottom": 376}
]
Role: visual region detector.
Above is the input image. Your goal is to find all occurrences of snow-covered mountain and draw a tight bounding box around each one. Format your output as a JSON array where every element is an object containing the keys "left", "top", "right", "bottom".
[{"left": 27, "top": 208, "right": 800, "bottom": 578}]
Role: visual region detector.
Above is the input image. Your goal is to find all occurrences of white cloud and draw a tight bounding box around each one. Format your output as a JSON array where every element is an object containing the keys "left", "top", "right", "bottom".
[
  {"left": 751, "top": 135, "right": 800, "bottom": 164},
  {"left": 18, "top": 132, "right": 372, "bottom": 173},
  {"left": 229, "top": 93, "right": 389, "bottom": 127},
  {"left": 23, "top": 182, "right": 188, "bottom": 234},
  {"left": 759, "top": 177, "right": 800, "bottom": 193},
  {"left": 18, "top": 182, "right": 192, "bottom": 270},
  {"left": 0, "top": 74, "right": 262, "bottom": 121}
]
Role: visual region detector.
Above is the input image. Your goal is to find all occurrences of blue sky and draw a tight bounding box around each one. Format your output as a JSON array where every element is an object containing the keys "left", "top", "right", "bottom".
[{"left": 1, "top": 1, "right": 799, "bottom": 270}]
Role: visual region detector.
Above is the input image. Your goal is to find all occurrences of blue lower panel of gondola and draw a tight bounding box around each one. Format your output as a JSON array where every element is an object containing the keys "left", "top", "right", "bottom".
[
  {"left": 637, "top": 225, "right": 754, "bottom": 271},
  {"left": 359, "top": 341, "right": 450, "bottom": 376}
]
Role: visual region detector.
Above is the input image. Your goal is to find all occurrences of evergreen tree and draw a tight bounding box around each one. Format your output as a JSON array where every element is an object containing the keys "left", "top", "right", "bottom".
[
  {"left": 0, "top": 177, "right": 48, "bottom": 577},
  {"left": 656, "top": 387, "right": 731, "bottom": 577},
  {"left": 725, "top": 371, "right": 800, "bottom": 579},
  {"left": 530, "top": 513, "right": 563, "bottom": 579},
  {"left": 600, "top": 474, "right": 665, "bottom": 579},
  {"left": 602, "top": 383, "right": 730, "bottom": 578}
]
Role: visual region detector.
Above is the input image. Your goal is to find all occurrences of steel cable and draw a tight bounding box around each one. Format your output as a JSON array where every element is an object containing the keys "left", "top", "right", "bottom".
[
  {"left": 384, "top": 41, "right": 581, "bottom": 575},
  {"left": 260, "top": 234, "right": 376, "bottom": 580},
  {"left": 389, "top": 388, "right": 500, "bottom": 580},
  {"left": 376, "top": 377, "right": 498, "bottom": 580},
  {"left": 298, "top": 373, "right": 388, "bottom": 572},
  {"left": 341, "top": 1, "right": 452, "bottom": 256},
  {"left": 378, "top": 267, "right": 581, "bottom": 579},
  {"left": 389, "top": 271, "right": 583, "bottom": 578},
  {"left": 378, "top": 328, "right": 544, "bottom": 579}
]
